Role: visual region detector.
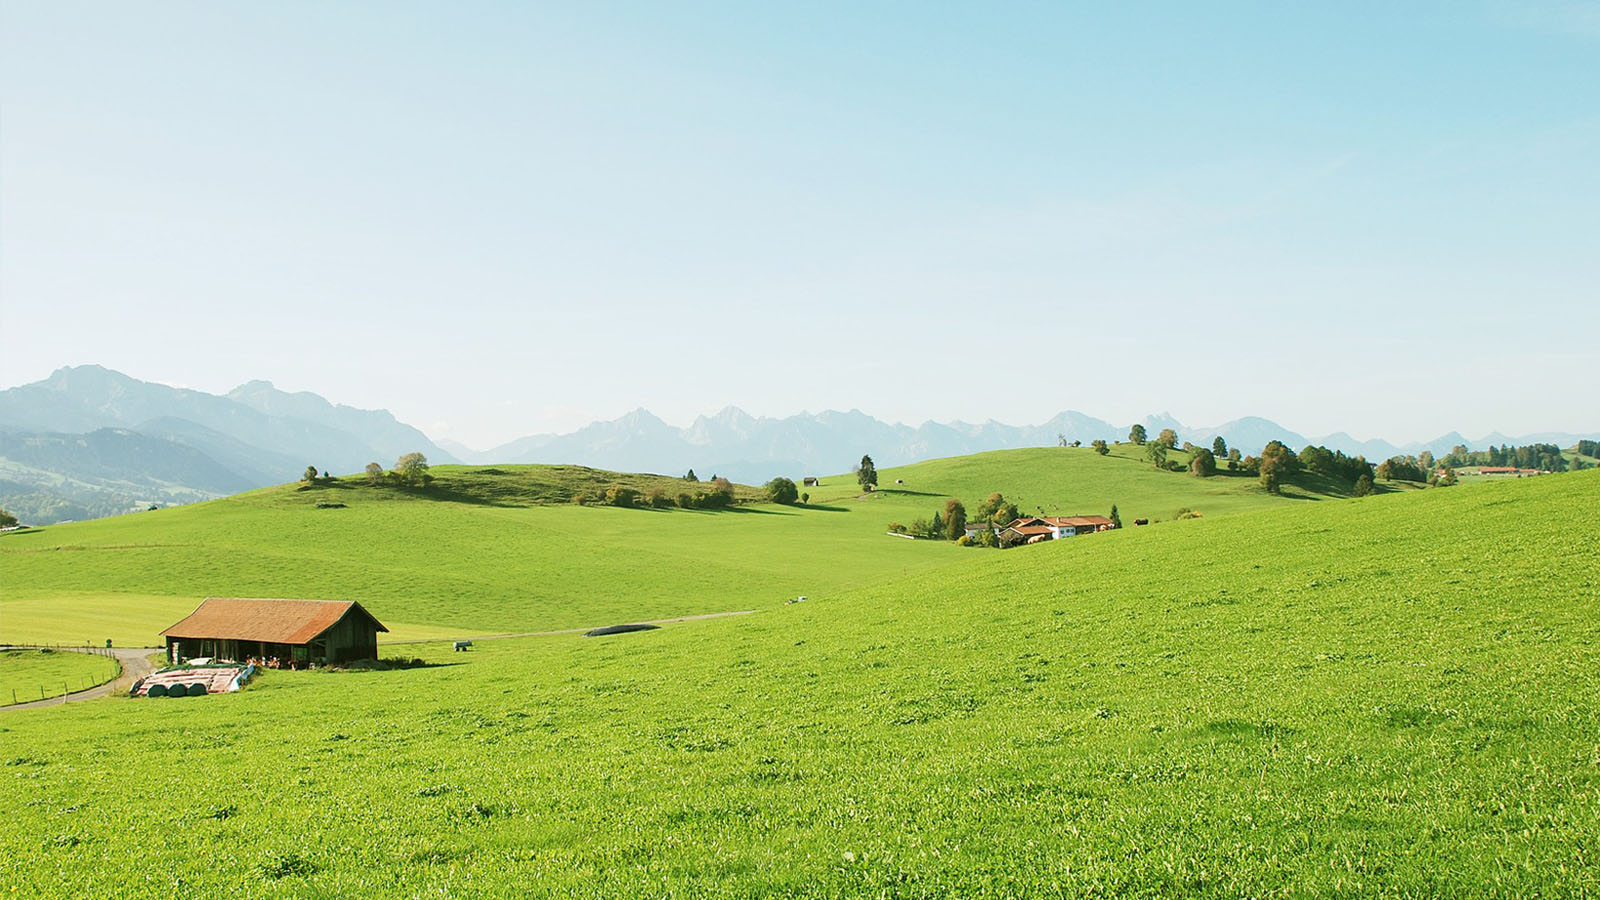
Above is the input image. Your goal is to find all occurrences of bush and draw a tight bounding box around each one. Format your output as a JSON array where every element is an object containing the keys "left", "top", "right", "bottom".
[
  {"left": 956, "top": 535, "right": 974, "bottom": 546},
  {"left": 676, "top": 493, "right": 695, "bottom": 509},
  {"left": 765, "top": 477, "right": 799, "bottom": 505},
  {"left": 1353, "top": 474, "right": 1375, "bottom": 497},
  {"left": 1189, "top": 448, "right": 1217, "bottom": 477},
  {"left": 647, "top": 488, "right": 672, "bottom": 508},
  {"left": 887, "top": 522, "right": 908, "bottom": 534},
  {"left": 605, "top": 486, "right": 639, "bottom": 507}
]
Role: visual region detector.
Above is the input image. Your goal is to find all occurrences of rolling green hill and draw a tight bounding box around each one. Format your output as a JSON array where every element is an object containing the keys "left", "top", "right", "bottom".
[
  {"left": 0, "top": 467, "right": 1594, "bottom": 896},
  {"left": 1, "top": 451, "right": 1355, "bottom": 646}
]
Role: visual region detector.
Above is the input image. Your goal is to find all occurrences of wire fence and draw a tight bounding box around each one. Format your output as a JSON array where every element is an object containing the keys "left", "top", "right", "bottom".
[{"left": 1, "top": 645, "right": 124, "bottom": 706}]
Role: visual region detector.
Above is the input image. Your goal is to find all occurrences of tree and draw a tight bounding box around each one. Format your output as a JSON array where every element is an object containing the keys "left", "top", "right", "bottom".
[
  {"left": 1091, "top": 439, "right": 1110, "bottom": 456},
  {"left": 707, "top": 477, "right": 736, "bottom": 507},
  {"left": 364, "top": 462, "right": 383, "bottom": 485},
  {"left": 396, "top": 452, "right": 429, "bottom": 486},
  {"left": 857, "top": 455, "right": 878, "bottom": 491},
  {"left": 1057, "top": 432, "right": 1069, "bottom": 447},
  {"left": 765, "top": 477, "right": 799, "bottom": 505},
  {"left": 1417, "top": 451, "right": 1435, "bottom": 473},
  {"left": 929, "top": 511, "right": 945, "bottom": 539},
  {"left": 685, "top": 469, "right": 698, "bottom": 482},
  {"left": 1189, "top": 447, "right": 1217, "bottom": 477},
  {"left": 302, "top": 465, "right": 319, "bottom": 483},
  {"left": 801, "top": 492, "right": 810, "bottom": 504},
  {"left": 605, "top": 485, "right": 639, "bottom": 507},
  {"left": 1257, "top": 441, "right": 1298, "bottom": 494},
  {"left": 1353, "top": 474, "right": 1375, "bottom": 497},
  {"left": 1128, "top": 424, "right": 1147, "bottom": 445},
  {"left": 1157, "top": 428, "right": 1178, "bottom": 449},
  {"left": 1145, "top": 441, "right": 1168, "bottom": 469},
  {"left": 1213, "top": 436, "right": 1228, "bottom": 458},
  {"left": 944, "top": 499, "right": 967, "bottom": 541},
  {"left": 0, "top": 508, "right": 17, "bottom": 528},
  {"left": 1108, "top": 504, "right": 1121, "bottom": 529}
]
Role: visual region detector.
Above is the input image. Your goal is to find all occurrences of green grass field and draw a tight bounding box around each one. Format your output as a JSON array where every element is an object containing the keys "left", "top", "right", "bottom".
[
  {"left": 0, "top": 468, "right": 1595, "bottom": 896},
  {"left": 0, "top": 648, "right": 120, "bottom": 705},
  {"left": 0, "top": 449, "right": 1345, "bottom": 646}
]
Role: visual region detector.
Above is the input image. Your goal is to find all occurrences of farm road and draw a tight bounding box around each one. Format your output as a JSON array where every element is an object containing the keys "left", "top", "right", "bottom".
[
  {"left": 382, "top": 608, "right": 760, "bottom": 646},
  {"left": 1, "top": 645, "right": 160, "bottom": 712}
]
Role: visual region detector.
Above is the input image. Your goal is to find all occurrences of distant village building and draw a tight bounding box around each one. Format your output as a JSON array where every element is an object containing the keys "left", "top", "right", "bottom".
[
  {"left": 802, "top": 477, "right": 820, "bottom": 487},
  {"left": 161, "top": 598, "right": 387, "bottom": 666},
  {"left": 998, "top": 515, "right": 1115, "bottom": 546}
]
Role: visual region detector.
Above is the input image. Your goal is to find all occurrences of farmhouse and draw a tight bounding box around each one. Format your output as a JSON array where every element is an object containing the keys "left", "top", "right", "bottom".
[
  {"left": 998, "top": 515, "right": 1115, "bottom": 546},
  {"left": 161, "top": 598, "right": 388, "bottom": 667}
]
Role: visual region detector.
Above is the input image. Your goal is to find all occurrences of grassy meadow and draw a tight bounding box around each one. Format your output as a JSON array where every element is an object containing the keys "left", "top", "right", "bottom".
[
  {"left": 0, "top": 648, "right": 121, "bottom": 705},
  {"left": 0, "top": 469, "right": 1596, "bottom": 896},
  {"left": 1, "top": 449, "right": 1343, "bottom": 646}
]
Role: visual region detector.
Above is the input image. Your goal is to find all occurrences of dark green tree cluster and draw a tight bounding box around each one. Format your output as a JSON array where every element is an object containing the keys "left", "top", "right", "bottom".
[
  {"left": 1188, "top": 447, "right": 1217, "bottom": 477},
  {"left": 1437, "top": 443, "right": 1567, "bottom": 472},
  {"left": 1128, "top": 424, "right": 1147, "bottom": 445},
  {"left": 0, "top": 508, "right": 17, "bottom": 528},
  {"left": 1376, "top": 457, "right": 1428, "bottom": 482},
  {"left": 1577, "top": 439, "right": 1599, "bottom": 458},
  {"left": 1297, "top": 445, "right": 1375, "bottom": 483},
  {"left": 1091, "top": 439, "right": 1110, "bottom": 456}
]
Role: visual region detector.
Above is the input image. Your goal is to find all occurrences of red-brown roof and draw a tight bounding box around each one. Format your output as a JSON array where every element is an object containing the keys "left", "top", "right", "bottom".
[{"left": 161, "top": 598, "right": 387, "bottom": 644}]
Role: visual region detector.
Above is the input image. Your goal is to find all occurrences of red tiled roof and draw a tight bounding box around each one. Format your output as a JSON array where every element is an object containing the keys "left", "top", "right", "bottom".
[{"left": 161, "top": 598, "right": 387, "bottom": 644}]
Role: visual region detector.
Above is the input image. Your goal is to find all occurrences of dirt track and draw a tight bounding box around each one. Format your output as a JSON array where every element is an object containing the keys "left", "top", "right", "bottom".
[{"left": 0, "top": 646, "right": 161, "bottom": 712}]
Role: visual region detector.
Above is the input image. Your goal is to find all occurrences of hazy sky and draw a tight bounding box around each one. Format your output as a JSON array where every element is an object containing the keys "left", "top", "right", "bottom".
[{"left": 3, "top": 2, "right": 1596, "bottom": 448}]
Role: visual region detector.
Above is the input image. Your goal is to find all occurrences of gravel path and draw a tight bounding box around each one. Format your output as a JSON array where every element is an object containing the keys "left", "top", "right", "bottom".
[{"left": 0, "top": 646, "right": 161, "bottom": 712}]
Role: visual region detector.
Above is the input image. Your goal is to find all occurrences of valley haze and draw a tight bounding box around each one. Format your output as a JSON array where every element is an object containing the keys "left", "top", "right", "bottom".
[{"left": 0, "top": 365, "right": 1589, "bottom": 524}]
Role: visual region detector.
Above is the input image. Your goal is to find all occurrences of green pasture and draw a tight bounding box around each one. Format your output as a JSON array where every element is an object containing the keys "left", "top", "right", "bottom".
[
  {"left": 0, "top": 471, "right": 1595, "bottom": 896},
  {"left": 0, "top": 450, "right": 1346, "bottom": 646},
  {"left": 0, "top": 648, "right": 120, "bottom": 705}
]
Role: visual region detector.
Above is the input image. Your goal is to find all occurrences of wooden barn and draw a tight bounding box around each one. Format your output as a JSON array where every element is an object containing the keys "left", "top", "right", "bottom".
[{"left": 161, "top": 598, "right": 388, "bottom": 667}]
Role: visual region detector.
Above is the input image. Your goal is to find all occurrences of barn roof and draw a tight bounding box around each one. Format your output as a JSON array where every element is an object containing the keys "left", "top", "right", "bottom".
[{"left": 161, "top": 598, "right": 388, "bottom": 644}]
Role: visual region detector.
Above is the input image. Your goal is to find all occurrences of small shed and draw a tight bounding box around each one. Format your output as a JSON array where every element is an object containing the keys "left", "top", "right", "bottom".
[
  {"left": 802, "top": 477, "right": 820, "bottom": 486},
  {"left": 161, "top": 598, "right": 387, "bottom": 666}
]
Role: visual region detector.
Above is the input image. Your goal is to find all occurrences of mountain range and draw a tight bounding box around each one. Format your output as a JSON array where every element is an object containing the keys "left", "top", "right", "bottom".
[{"left": 0, "top": 366, "right": 1590, "bottom": 524}]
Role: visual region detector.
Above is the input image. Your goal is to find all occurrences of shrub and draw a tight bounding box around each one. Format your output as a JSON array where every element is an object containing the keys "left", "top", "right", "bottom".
[
  {"left": 676, "top": 493, "right": 695, "bottom": 509},
  {"left": 647, "top": 488, "right": 672, "bottom": 508},
  {"left": 1353, "top": 474, "right": 1375, "bottom": 497},
  {"left": 765, "top": 477, "right": 799, "bottom": 505},
  {"left": 604, "top": 486, "right": 639, "bottom": 507},
  {"left": 887, "top": 522, "right": 908, "bottom": 534},
  {"left": 364, "top": 462, "right": 383, "bottom": 485},
  {"left": 1189, "top": 448, "right": 1217, "bottom": 477}
]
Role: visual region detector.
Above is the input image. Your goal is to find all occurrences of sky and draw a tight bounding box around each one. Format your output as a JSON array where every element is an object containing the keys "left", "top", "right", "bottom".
[{"left": 2, "top": 1, "right": 1596, "bottom": 449}]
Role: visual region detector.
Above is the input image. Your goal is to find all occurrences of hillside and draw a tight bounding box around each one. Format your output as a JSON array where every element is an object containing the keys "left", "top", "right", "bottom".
[
  {"left": 0, "top": 450, "right": 1356, "bottom": 646},
  {"left": 1, "top": 468, "right": 1594, "bottom": 896}
]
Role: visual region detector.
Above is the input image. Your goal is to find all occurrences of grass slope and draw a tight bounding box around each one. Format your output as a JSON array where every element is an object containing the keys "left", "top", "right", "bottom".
[
  {"left": 2, "top": 471, "right": 1595, "bottom": 896},
  {"left": 1, "top": 451, "right": 1349, "bottom": 646}
]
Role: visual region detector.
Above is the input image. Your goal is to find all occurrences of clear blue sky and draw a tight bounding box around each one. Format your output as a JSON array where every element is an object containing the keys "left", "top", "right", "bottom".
[{"left": 3, "top": 2, "right": 1595, "bottom": 447}]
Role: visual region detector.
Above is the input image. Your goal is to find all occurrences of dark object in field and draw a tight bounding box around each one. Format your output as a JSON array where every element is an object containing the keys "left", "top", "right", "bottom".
[
  {"left": 146, "top": 683, "right": 168, "bottom": 698},
  {"left": 1134, "top": 518, "right": 1149, "bottom": 526},
  {"left": 583, "top": 623, "right": 661, "bottom": 637},
  {"left": 453, "top": 640, "right": 473, "bottom": 652},
  {"left": 314, "top": 501, "right": 347, "bottom": 509},
  {"left": 186, "top": 683, "right": 208, "bottom": 697}
]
